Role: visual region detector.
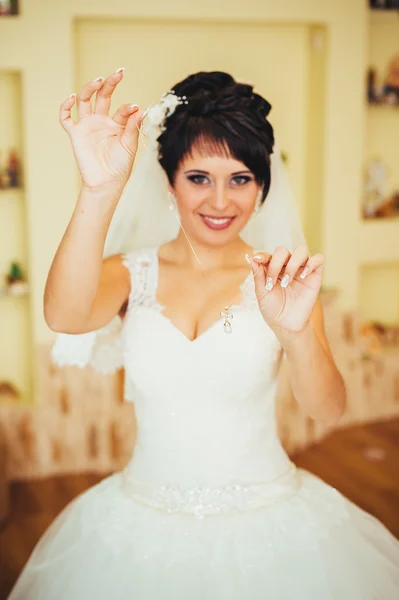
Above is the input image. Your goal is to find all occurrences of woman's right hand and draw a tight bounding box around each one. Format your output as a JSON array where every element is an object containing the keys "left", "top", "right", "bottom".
[{"left": 59, "top": 68, "right": 146, "bottom": 191}]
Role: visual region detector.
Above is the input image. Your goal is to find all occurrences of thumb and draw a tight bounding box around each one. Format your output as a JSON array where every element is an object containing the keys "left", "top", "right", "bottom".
[
  {"left": 246, "top": 253, "right": 267, "bottom": 296},
  {"left": 121, "top": 108, "right": 148, "bottom": 152}
]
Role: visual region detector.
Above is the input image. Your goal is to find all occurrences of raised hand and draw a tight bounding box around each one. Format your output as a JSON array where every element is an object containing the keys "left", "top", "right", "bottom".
[
  {"left": 59, "top": 68, "right": 146, "bottom": 191},
  {"left": 246, "top": 245, "right": 324, "bottom": 333}
]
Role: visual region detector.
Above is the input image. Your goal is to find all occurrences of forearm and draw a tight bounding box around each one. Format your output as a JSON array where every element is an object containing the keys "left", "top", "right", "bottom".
[
  {"left": 44, "top": 182, "right": 124, "bottom": 330},
  {"left": 273, "top": 321, "right": 346, "bottom": 425}
]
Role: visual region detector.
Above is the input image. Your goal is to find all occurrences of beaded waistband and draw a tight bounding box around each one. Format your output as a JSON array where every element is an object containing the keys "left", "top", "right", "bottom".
[{"left": 121, "top": 462, "right": 301, "bottom": 519}]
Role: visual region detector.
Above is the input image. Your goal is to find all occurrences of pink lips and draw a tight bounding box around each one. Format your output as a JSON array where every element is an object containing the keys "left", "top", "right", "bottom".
[{"left": 200, "top": 214, "right": 236, "bottom": 230}]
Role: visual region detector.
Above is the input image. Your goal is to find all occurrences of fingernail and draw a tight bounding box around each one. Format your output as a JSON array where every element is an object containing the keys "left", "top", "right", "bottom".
[
  {"left": 116, "top": 67, "right": 126, "bottom": 73},
  {"left": 253, "top": 254, "right": 262, "bottom": 260},
  {"left": 300, "top": 267, "right": 310, "bottom": 279},
  {"left": 245, "top": 253, "right": 251, "bottom": 265},
  {"left": 265, "top": 277, "right": 273, "bottom": 291},
  {"left": 281, "top": 274, "right": 290, "bottom": 288},
  {"left": 68, "top": 93, "right": 76, "bottom": 99},
  {"left": 129, "top": 104, "right": 139, "bottom": 110},
  {"left": 92, "top": 76, "right": 104, "bottom": 82}
]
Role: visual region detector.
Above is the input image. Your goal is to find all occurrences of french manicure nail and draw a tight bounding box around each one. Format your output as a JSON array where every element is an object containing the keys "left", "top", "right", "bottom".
[
  {"left": 253, "top": 254, "right": 262, "bottom": 260},
  {"left": 281, "top": 274, "right": 290, "bottom": 288},
  {"left": 68, "top": 93, "right": 76, "bottom": 99},
  {"left": 92, "top": 76, "right": 104, "bottom": 82},
  {"left": 300, "top": 267, "right": 310, "bottom": 279},
  {"left": 265, "top": 277, "right": 273, "bottom": 291},
  {"left": 129, "top": 104, "right": 139, "bottom": 110},
  {"left": 116, "top": 67, "right": 126, "bottom": 73}
]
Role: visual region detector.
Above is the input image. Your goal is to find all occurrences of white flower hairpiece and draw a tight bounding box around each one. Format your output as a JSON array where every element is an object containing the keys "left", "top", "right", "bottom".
[{"left": 145, "top": 90, "right": 188, "bottom": 129}]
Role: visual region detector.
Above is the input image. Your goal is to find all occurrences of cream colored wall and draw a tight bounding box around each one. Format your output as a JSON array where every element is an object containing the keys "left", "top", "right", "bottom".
[
  {"left": 359, "top": 10, "right": 399, "bottom": 325},
  {"left": 76, "top": 19, "right": 309, "bottom": 213},
  {"left": 0, "top": 0, "right": 369, "bottom": 404}
]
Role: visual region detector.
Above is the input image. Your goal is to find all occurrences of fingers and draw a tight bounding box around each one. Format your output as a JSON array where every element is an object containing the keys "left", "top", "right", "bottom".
[
  {"left": 264, "top": 246, "right": 292, "bottom": 291},
  {"left": 94, "top": 68, "right": 126, "bottom": 116},
  {"left": 120, "top": 107, "right": 148, "bottom": 153},
  {"left": 75, "top": 75, "right": 105, "bottom": 119},
  {"left": 112, "top": 103, "right": 139, "bottom": 127},
  {"left": 299, "top": 253, "right": 324, "bottom": 279},
  {"left": 279, "top": 244, "right": 309, "bottom": 288},
  {"left": 246, "top": 245, "right": 322, "bottom": 293},
  {"left": 245, "top": 251, "right": 271, "bottom": 294},
  {"left": 73, "top": 68, "right": 125, "bottom": 120},
  {"left": 59, "top": 93, "right": 77, "bottom": 133}
]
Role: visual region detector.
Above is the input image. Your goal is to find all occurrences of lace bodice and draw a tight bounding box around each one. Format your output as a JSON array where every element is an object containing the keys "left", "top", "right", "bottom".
[{"left": 115, "top": 247, "right": 290, "bottom": 489}]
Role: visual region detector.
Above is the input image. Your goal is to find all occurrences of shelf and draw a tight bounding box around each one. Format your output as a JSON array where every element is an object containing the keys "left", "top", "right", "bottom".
[
  {"left": 0, "top": 187, "right": 24, "bottom": 193},
  {"left": 0, "top": 287, "right": 29, "bottom": 297},
  {"left": 367, "top": 101, "right": 399, "bottom": 109}
]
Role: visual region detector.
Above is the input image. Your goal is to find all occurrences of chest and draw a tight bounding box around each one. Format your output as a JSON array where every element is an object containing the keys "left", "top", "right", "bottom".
[{"left": 156, "top": 261, "right": 253, "bottom": 342}]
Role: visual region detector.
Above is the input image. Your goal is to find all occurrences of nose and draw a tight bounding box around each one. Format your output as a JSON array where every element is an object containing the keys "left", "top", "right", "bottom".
[{"left": 209, "top": 181, "right": 230, "bottom": 213}]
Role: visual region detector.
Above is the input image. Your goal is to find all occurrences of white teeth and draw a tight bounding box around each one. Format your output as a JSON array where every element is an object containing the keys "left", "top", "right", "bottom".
[{"left": 203, "top": 217, "right": 232, "bottom": 225}]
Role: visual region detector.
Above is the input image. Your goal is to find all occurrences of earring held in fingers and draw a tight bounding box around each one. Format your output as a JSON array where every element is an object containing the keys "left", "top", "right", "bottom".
[
  {"left": 265, "top": 277, "right": 273, "bottom": 291},
  {"left": 281, "top": 274, "right": 290, "bottom": 288},
  {"left": 245, "top": 254, "right": 251, "bottom": 265}
]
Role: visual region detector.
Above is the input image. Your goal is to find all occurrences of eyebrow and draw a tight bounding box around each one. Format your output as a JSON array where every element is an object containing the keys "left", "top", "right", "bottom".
[{"left": 184, "top": 169, "right": 253, "bottom": 175}]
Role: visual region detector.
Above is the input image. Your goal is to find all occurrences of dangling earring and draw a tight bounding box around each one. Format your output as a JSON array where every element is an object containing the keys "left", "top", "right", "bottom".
[
  {"left": 168, "top": 191, "right": 176, "bottom": 212},
  {"left": 253, "top": 189, "right": 263, "bottom": 215}
]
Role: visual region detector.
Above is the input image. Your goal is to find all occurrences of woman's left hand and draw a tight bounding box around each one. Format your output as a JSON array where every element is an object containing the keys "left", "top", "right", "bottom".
[{"left": 246, "top": 245, "right": 324, "bottom": 333}]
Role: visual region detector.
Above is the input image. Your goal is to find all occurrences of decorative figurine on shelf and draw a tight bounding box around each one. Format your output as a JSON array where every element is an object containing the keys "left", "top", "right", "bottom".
[
  {"left": 6, "top": 148, "right": 21, "bottom": 188},
  {"left": 3, "top": 261, "right": 29, "bottom": 296},
  {"left": 383, "top": 55, "right": 399, "bottom": 105},
  {"left": 367, "top": 68, "right": 378, "bottom": 104},
  {"left": 0, "top": 380, "right": 20, "bottom": 403},
  {"left": 0, "top": 150, "right": 10, "bottom": 189},
  {"left": 373, "top": 190, "right": 399, "bottom": 218},
  {"left": 363, "top": 158, "right": 389, "bottom": 218}
]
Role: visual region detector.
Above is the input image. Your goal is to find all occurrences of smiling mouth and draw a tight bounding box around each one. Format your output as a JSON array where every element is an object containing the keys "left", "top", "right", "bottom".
[{"left": 199, "top": 214, "right": 236, "bottom": 230}]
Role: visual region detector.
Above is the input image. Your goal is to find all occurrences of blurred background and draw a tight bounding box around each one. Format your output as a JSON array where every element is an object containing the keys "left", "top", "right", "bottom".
[{"left": 0, "top": 0, "right": 398, "bottom": 596}]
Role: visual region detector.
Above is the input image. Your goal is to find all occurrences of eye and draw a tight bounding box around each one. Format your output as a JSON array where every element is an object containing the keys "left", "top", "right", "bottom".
[
  {"left": 187, "top": 174, "right": 209, "bottom": 185},
  {"left": 231, "top": 175, "right": 252, "bottom": 185}
]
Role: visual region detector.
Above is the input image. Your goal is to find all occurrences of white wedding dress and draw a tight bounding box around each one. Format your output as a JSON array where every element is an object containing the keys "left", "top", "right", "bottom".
[{"left": 9, "top": 247, "right": 399, "bottom": 599}]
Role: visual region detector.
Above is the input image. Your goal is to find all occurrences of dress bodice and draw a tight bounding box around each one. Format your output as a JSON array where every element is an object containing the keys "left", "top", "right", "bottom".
[{"left": 121, "top": 247, "right": 293, "bottom": 489}]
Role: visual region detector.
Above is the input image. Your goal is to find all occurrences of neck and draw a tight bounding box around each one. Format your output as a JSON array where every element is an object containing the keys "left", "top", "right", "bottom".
[{"left": 167, "top": 230, "right": 252, "bottom": 271}]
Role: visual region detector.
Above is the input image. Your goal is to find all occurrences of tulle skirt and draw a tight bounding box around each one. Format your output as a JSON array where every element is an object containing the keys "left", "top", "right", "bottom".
[{"left": 8, "top": 468, "right": 399, "bottom": 599}]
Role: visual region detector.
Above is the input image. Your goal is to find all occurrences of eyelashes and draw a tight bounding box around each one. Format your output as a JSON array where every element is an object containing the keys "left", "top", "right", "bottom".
[{"left": 187, "top": 175, "right": 253, "bottom": 186}]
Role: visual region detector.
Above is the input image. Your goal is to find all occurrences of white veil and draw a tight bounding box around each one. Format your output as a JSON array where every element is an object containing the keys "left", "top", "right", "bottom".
[{"left": 51, "top": 89, "right": 307, "bottom": 391}]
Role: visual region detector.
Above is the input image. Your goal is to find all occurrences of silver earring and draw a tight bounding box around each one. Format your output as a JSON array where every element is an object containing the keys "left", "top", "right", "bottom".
[{"left": 168, "top": 191, "right": 176, "bottom": 212}]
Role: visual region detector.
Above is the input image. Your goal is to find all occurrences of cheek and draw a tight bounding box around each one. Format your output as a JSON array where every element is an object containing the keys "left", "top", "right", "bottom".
[
  {"left": 176, "top": 181, "right": 207, "bottom": 212},
  {"left": 231, "top": 188, "right": 257, "bottom": 217}
]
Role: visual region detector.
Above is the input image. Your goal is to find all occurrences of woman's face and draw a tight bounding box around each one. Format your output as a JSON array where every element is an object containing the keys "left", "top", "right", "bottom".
[{"left": 169, "top": 145, "right": 261, "bottom": 247}]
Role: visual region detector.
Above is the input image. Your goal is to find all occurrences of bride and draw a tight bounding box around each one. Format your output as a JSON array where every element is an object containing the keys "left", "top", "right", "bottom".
[{"left": 8, "top": 69, "right": 399, "bottom": 599}]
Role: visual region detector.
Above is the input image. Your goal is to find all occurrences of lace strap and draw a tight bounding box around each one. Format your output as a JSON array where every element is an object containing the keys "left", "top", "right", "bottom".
[{"left": 121, "top": 247, "right": 159, "bottom": 319}]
